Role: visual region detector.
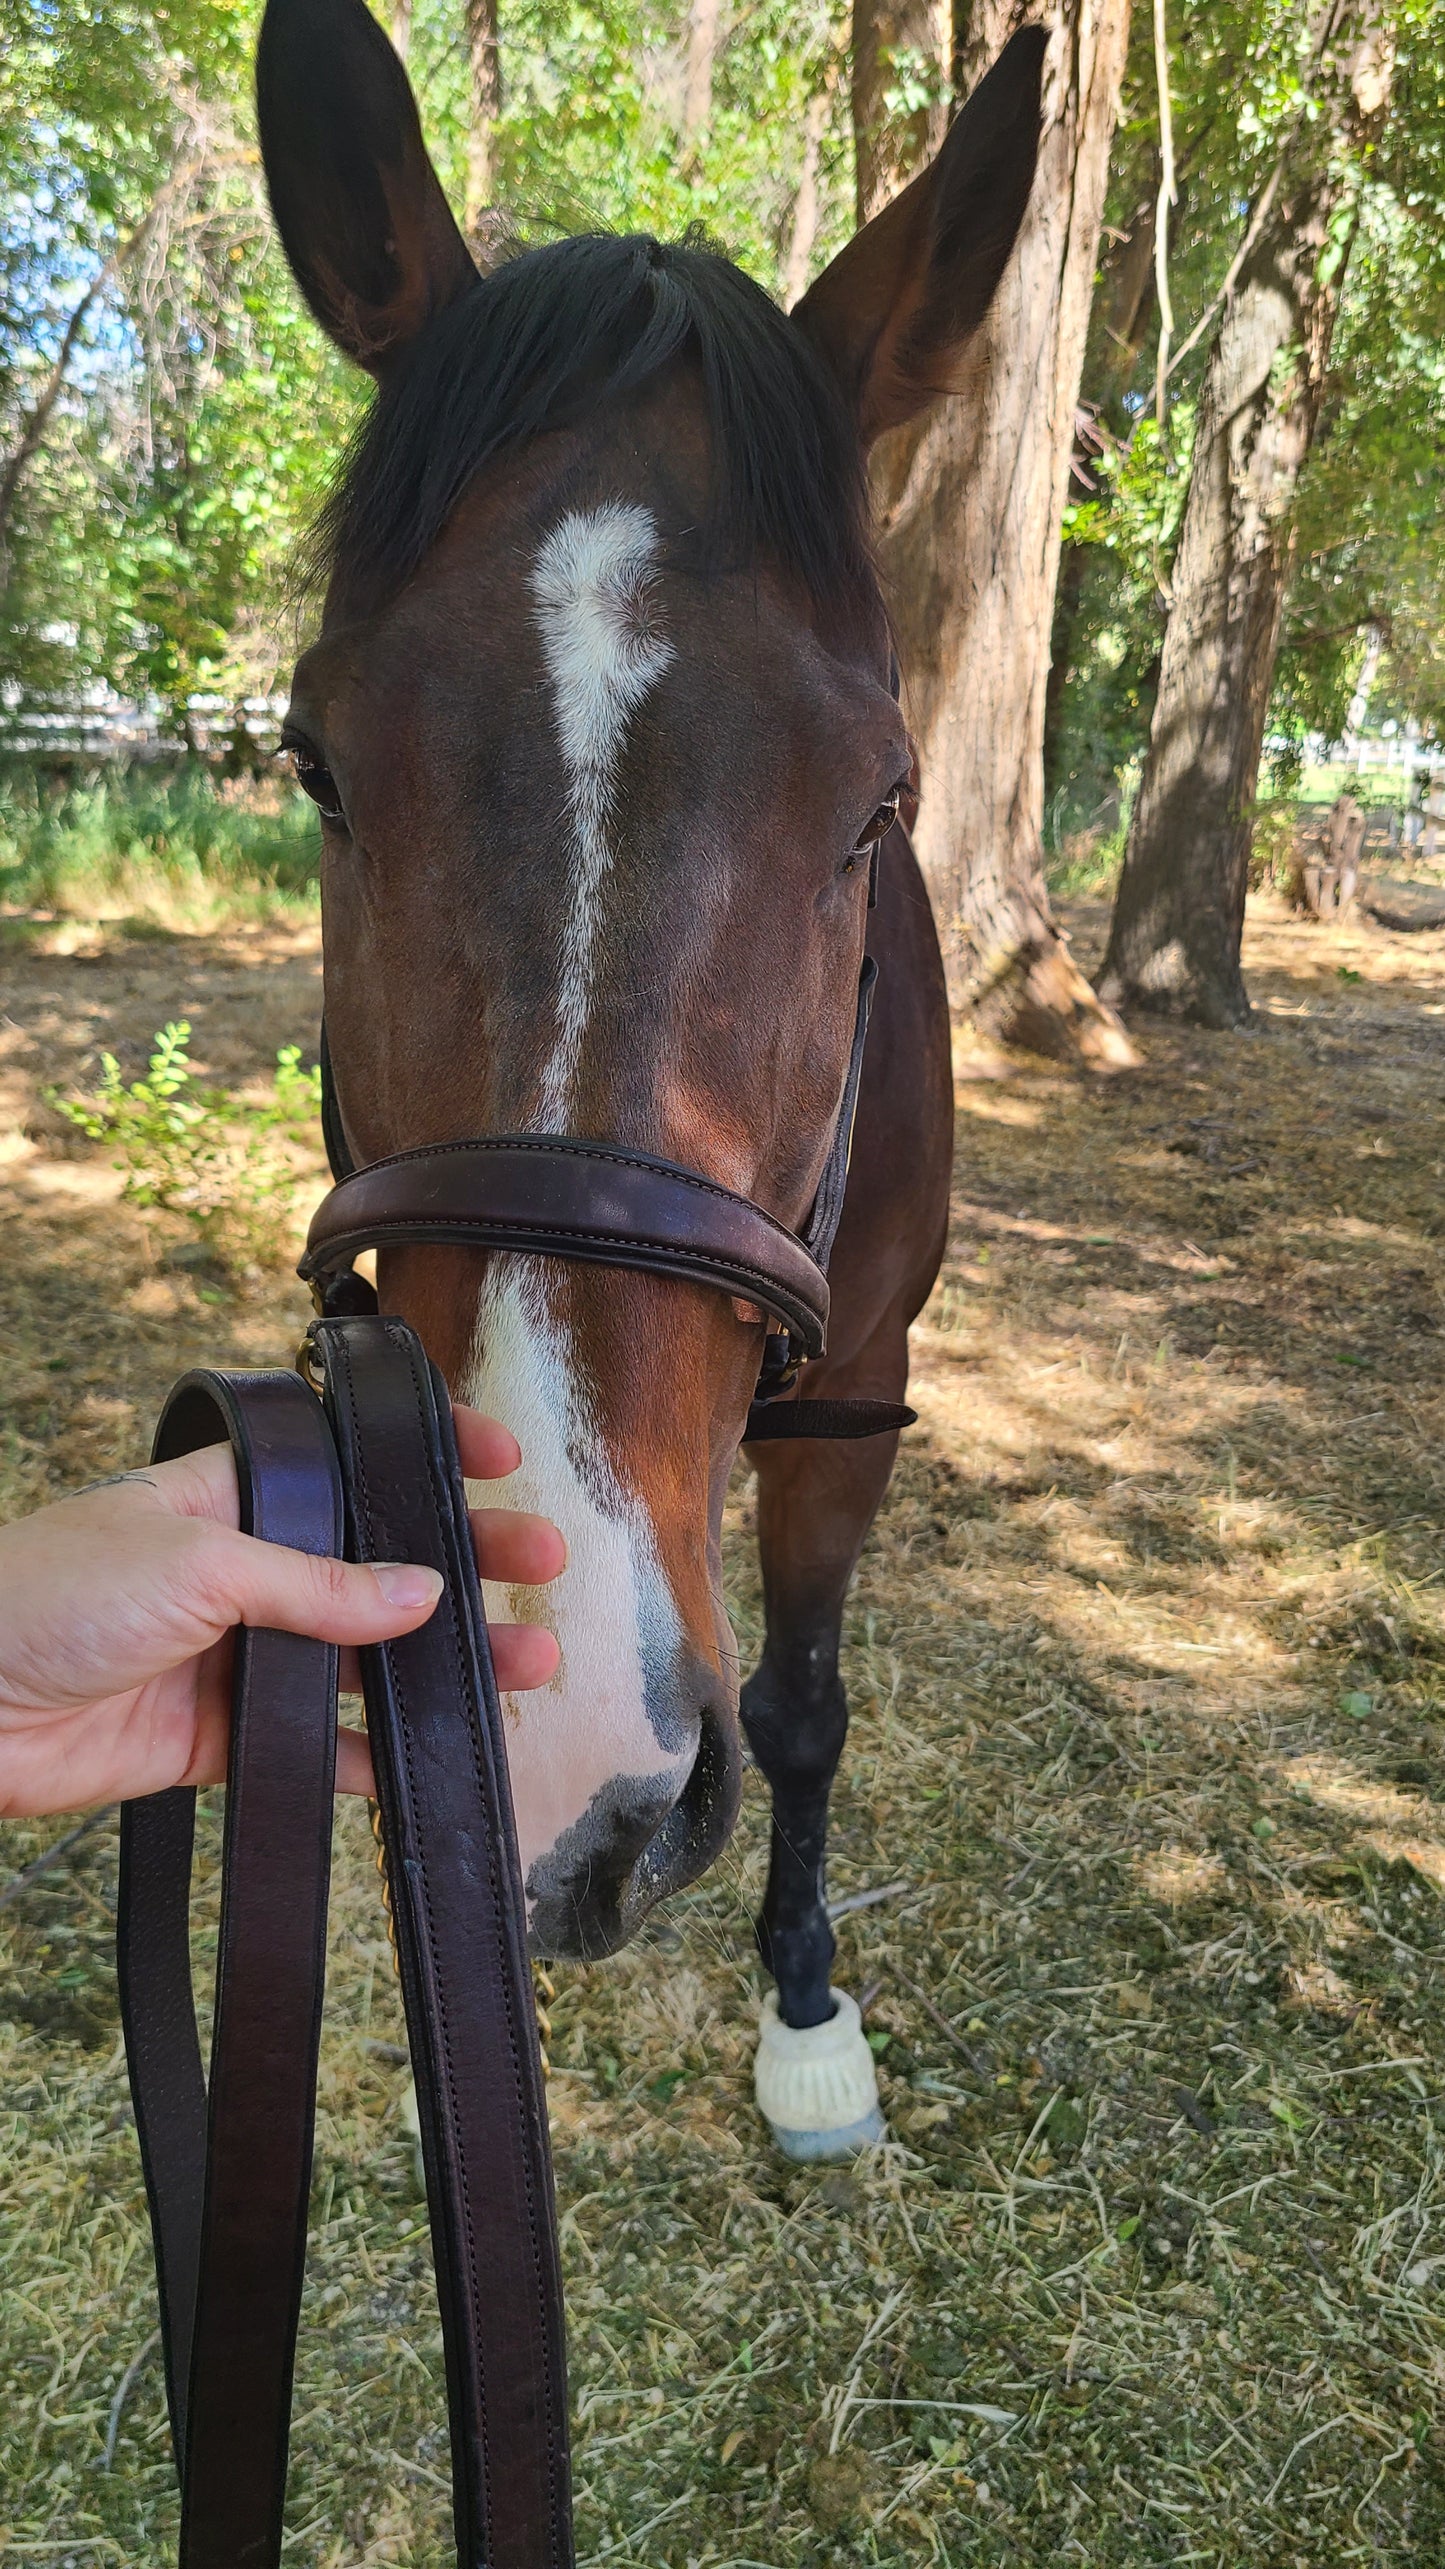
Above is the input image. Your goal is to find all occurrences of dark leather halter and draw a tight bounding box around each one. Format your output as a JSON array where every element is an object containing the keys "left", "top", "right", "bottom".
[
  {"left": 302, "top": 949, "right": 914, "bottom": 1444},
  {"left": 117, "top": 848, "right": 915, "bottom": 2564}
]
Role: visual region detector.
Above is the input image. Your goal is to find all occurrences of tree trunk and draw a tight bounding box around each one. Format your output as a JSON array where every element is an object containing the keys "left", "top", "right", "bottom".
[
  {"left": 1343, "top": 619, "right": 1383, "bottom": 744},
  {"left": 869, "top": 0, "right": 1137, "bottom": 1064},
  {"left": 782, "top": 84, "right": 832, "bottom": 309},
  {"left": 1042, "top": 529, "right": 1088, "bottom": 805},
  {"left": 851, "top": 0, "right": 949, "bottom": 223},
  {"left": 1098, "top": 4, "right": 1394, "bottom": 1026},
  {"left": 1096, "top": 177, "right": 1157, "bottom": 415},
  {"left": 1039, "top": 180, "right": 1161, "bottom": 800},
  {"left": 682, "top": 0, "right": 722, "bottom": 152},
  {"left": 390, "top": 0, "right": 413, "bottom": 60},
  {"left": 465, "top": 0, "right": 502, "bottom": 246}
]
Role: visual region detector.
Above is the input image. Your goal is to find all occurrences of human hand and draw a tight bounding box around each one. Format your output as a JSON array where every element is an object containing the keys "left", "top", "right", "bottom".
[{"left": 0, "top": 1406, "right": 564, "bottom": 1818}]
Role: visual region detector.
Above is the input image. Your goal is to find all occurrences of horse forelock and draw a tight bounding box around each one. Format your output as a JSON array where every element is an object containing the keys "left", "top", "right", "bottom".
[{"left": 307, "top": 230, "right": 875, "bottom": 628}]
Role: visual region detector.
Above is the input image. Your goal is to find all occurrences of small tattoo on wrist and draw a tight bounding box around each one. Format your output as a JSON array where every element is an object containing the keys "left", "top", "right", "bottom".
[{"left": 78, "top": 1470, "right": 159, "bottom": 1496}]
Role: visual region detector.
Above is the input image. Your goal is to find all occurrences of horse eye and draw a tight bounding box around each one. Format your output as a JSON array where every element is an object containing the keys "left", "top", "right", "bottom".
[
  {"left": 284, "top": 741, "right": 345, "bottom": 824},
  {"left": 855, "top": 786, "right": 902, "bottom": 852}
]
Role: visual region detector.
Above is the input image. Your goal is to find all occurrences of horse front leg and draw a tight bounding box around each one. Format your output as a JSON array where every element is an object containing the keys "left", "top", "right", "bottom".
[{"left": 740, "top": 1415, "right": 901, "bottom": 2159}]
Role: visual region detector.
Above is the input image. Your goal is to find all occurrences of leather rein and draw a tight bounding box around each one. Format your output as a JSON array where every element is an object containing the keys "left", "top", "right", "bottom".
[{"left": 120, "top": 1329, "right": 572, "bottom": 2569}]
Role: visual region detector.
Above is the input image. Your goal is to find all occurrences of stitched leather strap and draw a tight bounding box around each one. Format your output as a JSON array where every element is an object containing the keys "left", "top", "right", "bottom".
[
  {"left": 117, "top": 1332, "right": 574, "bottom": 2568},
  {"left": 743, "top": 1395, "right": 915, "bottom": 1441},
  {"left": 303, "top": 959, "right": 918, "bottom": 1441},
  {"left": 117, "top": 1369, "right": 342, "bottom": 2568},
  {"left": 303, "top": 961, "right": 883, "bottom": 1358},
  {"left": 311, "top": 958, "right": 876, "bottom": 1286},
  {"left": 310, "top": 1316, "right": 574, "bottom": 2569},
  {"left": 300, "top": 1133, "right": 832, "bottom": 1361}
]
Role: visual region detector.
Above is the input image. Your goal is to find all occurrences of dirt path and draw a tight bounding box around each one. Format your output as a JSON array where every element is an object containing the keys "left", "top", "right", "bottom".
[
  {"left": 3, "top": 893, "right": 1445, "bottom": 2565},
  {"left": 0, "top": 916, "right": 325, "bottom": 1509}
]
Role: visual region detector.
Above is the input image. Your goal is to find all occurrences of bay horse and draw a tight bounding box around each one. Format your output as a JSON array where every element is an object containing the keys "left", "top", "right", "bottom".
[{"left": 258, "top": 0, "right": 1042, "bottom": 2155}]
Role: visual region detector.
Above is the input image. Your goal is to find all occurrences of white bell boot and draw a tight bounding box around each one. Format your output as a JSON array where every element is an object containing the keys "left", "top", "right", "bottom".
[{"left": 753, "top": 1987, "right": 886, "bottom": 2161}]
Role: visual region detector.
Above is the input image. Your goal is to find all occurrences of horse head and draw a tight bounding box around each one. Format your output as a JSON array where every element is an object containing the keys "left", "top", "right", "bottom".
[{"left": 258, "top": 0, "right": 1042, "bottom": 1956}]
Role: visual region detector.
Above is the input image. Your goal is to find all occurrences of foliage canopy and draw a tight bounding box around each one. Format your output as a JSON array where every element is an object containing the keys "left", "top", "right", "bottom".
[
  {"left": 3, "top": 0, "right": 1443, "bottom": 797},
  {"left": 0, "top": 0, "right": 853, "bottom": 739},
  {"left": 1047, "top": 0, "right": 1445, "bottom": 841}
]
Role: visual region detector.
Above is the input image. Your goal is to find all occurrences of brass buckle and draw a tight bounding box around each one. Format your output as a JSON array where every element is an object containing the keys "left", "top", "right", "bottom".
[{"left": 295, "top": 1327, "right": 326, "bottom": 1397}]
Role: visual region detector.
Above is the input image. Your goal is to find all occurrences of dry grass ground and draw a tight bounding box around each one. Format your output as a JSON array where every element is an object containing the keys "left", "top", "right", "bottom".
[{"left": 4, "top": 888, "right": 1445, "bottom": 2565}]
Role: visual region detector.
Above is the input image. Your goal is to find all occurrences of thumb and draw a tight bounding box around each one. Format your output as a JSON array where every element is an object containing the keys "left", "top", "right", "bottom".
[{"left": 199, "top": 1527, "right": 443, "bottom": 1645}]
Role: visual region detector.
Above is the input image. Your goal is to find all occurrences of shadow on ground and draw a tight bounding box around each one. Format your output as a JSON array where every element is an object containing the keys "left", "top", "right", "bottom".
[{"left": 3, "top": 892, "right": 1445, "bottom": 2563}]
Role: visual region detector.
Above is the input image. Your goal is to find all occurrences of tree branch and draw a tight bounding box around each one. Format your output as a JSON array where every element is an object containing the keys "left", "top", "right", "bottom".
[
  {"left": 1152, "top": 0, "right": 1177, "bottom": 426},
  {"left": 0, "top": 157, "right": 201, "bottom": 554},
  {"left": 1163, "top": 3, "right": 1348, "bottom": 391},
  {"left": 1164, "top": 151, "right": 1285, "bottom": 384}
]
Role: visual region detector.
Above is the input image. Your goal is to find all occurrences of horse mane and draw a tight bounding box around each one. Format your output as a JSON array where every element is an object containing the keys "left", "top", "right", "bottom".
[{"left": 306, "top": 229, "right": 872, "bottom": 616}]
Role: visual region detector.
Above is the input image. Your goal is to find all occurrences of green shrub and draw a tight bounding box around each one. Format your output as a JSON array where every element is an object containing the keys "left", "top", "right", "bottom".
[
  {"left": 1045, "top": 822, "right": 1127, "bottom": 898},
  {"left": 53, "top": 1019, "right": 323, "bottom": 1269},
  {"left": 1247, "top": 801, "right": 1303, "bottom": 895}
]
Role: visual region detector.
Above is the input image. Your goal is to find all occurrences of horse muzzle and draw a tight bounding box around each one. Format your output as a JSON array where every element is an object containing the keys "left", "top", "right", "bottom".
[{"left": 524, "top": 1670, "right": 742, "bottom": 1960}]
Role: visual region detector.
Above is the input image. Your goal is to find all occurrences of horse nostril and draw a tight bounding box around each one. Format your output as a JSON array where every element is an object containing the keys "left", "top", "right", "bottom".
[
  {"left": 677, "top": 1694, "right": 741, "bottom": 1847},
  {"left": 529, "top": 1662, "right": 745, "bottom": 1958},
  {"left": 624, "top": 1684, "right": 742, "bottom": 1923}
]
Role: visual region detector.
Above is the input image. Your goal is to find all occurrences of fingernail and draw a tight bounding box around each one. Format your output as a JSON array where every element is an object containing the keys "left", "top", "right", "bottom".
[{"left": 371, "top": 1563, "right": 443, "bottom": 1609}]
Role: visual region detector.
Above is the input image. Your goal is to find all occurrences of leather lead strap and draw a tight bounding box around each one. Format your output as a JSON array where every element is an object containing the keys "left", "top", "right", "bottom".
[
  {"left": 117, "top": 1333, "right": 573, "bottom": 2568},
  {"left": 310, "top": 1317, "right": 574, "bottom": 2569},
  {"left": 117, "top": 1370, "right": 342, "bottom": 2568}
]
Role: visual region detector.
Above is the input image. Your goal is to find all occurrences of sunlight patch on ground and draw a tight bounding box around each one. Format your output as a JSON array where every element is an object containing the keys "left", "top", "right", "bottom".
[
  {"left": 1136, "top": 1845, "right": 1227, "bottom": 1905},
  {"left": 952, "top": 1089, "right": 1046, "bottom": 1129},
  {"left": 1284, "top": 1760, "right": 1431, "bottom": 1833},
  {"left": 1281, "top": 1959, "right": 1360, "bottom": 2016}
]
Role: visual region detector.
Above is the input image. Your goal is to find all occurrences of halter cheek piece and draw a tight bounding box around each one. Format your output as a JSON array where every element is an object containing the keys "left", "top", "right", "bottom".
[{"left": 302, "top": 931, "right": 915, "bottom": 1445}]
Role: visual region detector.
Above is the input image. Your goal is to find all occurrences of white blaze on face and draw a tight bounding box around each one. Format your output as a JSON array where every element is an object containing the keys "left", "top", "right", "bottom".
[
  {"left": 464, "top": 504, "right": 688, "bottom": 1901},
  {"left": 464, "top": 1267, "right": 695, "bottom": 1892},
  {"left": 529, "top": 501, "right": 674, "bottom": 1132}
]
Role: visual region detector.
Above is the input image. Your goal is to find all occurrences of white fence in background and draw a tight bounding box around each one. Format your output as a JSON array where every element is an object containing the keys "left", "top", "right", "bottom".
[{"left": 0, "top": 684, "right": 287, "bottom": 763}]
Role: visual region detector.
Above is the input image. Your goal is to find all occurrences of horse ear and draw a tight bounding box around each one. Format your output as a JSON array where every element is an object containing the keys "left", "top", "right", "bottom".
[
  {"left": 793, "top": 25, "right": 1046, "bottom": 446},
  {"left": 256, "top": 0, "right": 477, "bottom": 377}
]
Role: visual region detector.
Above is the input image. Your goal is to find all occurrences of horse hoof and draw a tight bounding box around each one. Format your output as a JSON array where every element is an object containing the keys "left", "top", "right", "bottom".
[{"left": 753, "top": 1988, "right": 886, "bottom": 2161}]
